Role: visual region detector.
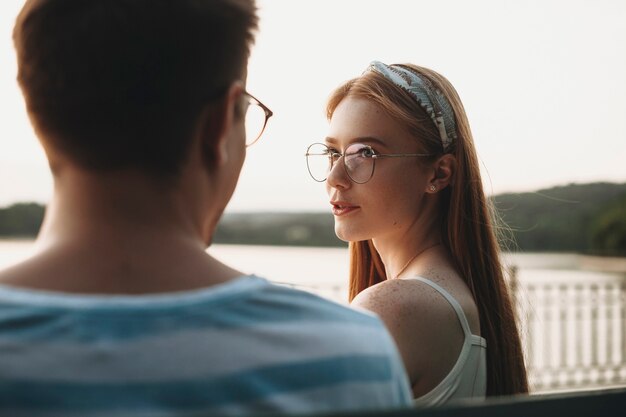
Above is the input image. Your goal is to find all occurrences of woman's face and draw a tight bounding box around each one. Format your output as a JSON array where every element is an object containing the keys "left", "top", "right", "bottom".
[{"left": 325, "top": 97, "right": 433, "bottom": 243}]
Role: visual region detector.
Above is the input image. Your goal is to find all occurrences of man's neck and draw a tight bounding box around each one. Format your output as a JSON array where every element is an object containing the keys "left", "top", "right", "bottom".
[{"left": 0, "top": 169, "right": 242, "bottom": 294}]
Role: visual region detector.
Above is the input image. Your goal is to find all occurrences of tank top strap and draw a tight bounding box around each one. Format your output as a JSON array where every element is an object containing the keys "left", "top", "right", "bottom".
[{"left": 404, "top": 276, "right": 474, "bottom": 339}]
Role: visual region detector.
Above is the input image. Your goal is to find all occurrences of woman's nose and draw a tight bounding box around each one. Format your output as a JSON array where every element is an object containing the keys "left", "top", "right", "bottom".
[{"left": 326, "top": 158, "right": 351, "bottom": 190}]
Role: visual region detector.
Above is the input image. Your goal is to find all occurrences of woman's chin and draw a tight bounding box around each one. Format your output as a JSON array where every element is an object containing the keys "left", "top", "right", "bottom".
[{"left": 334, "top": 224, "right": 366, "bottom": 243}]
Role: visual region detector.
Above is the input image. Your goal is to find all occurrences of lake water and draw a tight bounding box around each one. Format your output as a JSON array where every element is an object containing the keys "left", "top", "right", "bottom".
[
  {"left": 1, "top": 238, "right": 625, "bottom": 392},
  {"left": 1, "top": 239, "right": 625, "bottom": 303}
]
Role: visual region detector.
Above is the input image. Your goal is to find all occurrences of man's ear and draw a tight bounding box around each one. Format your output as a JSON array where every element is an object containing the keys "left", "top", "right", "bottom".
[
  {"left": 426, "top": 154, "right": 456, "bottom": 194},
  {"left": 199, "top": 81, "right": 244, "bottom": 169}
]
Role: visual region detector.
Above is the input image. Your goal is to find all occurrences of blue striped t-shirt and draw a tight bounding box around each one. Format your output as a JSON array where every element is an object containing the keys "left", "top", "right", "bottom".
[{"left": 0, "top": 275, "right": 412, "bottom": 416}]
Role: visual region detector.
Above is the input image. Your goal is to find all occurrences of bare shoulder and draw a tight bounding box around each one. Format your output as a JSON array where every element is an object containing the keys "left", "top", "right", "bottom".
[
  {"left": 0, "top": 255, "right": 40, "bottom": 285},
  {"left": 351, "top": 278, "right": 467, "bottom": 392},
  {"left": 352, "top": 278, "right": 461, "bottom": 334}
]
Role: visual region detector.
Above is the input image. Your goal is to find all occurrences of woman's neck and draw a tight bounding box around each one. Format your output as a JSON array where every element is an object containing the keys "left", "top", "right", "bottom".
[{"left": 372, "top": 217, "right": 442, "bottom": 280}]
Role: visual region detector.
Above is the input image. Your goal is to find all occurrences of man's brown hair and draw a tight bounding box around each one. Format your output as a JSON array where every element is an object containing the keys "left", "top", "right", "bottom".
[{"left": 14, "top": 0, "right": 258, "bottom": 175}]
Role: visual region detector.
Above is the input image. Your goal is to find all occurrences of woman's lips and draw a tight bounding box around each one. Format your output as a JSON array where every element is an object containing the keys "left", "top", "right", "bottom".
[{"left": 331, "top": 201, "right": 360, "bottom": 216}]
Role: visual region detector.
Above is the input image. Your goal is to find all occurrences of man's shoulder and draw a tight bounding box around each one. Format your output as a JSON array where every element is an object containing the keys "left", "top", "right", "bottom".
[
  {"left": 245, "top": 280, "right": 407, "bottom": 359},
  {"left": 250, "top": 280, "right": 407, "bottom": 377},
  {"left": 254, "top": 278, "right": 384, "bottom": 326}
]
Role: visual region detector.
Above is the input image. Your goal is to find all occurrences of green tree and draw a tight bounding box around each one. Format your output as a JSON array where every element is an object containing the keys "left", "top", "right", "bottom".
[
  {"left": 589, "top": 194, "right": 626, "bottom": 256},
  {"left": 0, "top": 203, "right": 45, "bottom": 237},
  {"left": 493, "top": 182, "right": 626, "bottom": 252}
]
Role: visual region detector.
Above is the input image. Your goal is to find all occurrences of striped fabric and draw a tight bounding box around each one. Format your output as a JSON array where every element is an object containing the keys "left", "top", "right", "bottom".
[{"left": 0, "top": 275, "right": 412, "bottom": 416}]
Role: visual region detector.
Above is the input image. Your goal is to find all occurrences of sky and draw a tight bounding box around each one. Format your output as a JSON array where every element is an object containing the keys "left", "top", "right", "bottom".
[{"left": 1, "top": 0, "right": 625, "bottom": 212}]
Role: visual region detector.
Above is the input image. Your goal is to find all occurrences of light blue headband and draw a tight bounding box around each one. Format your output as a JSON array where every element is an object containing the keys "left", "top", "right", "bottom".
[{"left": 366, "top": 61, "right": 457, "bottom": 152}]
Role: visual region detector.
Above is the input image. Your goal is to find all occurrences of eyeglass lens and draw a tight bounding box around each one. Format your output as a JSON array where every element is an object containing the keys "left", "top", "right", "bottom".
[
  {"left": 244, "top": 101, "right": 268, "bottom": 146},
  {"left": 305, "top": 143, "right": 375, "bottom": 184}
]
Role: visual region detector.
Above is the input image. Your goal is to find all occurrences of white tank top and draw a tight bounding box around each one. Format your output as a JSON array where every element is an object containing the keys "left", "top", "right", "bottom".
[{"left": 405, "top": 277, "right": 487, "bottom": 406}]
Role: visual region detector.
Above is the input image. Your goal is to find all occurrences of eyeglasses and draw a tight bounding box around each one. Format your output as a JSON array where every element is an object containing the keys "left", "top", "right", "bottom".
[
  {"left": 244, "top": 92, "right": 273, "bottom": 147},
  {"left": 305, "top": 142, "right": 434, "bottom": 184}
]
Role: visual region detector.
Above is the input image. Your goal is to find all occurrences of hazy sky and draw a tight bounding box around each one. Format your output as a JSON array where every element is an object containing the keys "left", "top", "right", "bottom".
[{"left": 1, "top": 0, "right": 625, "bottom": 212}]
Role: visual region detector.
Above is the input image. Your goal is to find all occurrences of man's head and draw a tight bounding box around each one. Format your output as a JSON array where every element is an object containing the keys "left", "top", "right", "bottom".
[{"left": 13, "top": 0, "right": 258, "bottom": 177}]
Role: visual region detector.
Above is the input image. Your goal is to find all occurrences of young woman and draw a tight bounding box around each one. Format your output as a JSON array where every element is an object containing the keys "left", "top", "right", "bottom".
[{"left": 306, "top": 61, "right": 528, "bottom": 404}]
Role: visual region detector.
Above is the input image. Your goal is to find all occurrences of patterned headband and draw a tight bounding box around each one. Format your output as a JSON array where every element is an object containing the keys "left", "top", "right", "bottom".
[{"left": 365, "top": 61, "right": 457, "bottom": 152}]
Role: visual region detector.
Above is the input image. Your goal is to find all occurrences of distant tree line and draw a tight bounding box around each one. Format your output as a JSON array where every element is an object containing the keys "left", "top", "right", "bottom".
[
  {"left": 1, "top": 182, "right": 626, "bottom": 256},
  {"left": 0, "top": 203, "right": 45, "bottom": 237},
  {"left": 493, "top": 182, "right": 626, "bottom": 256},
  {"left": 213, "top": 212, "right": 345, "bottom": 248}
]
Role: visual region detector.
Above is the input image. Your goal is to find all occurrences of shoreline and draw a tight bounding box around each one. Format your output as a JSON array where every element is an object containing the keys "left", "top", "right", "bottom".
[{"left": 2, "top": 238, "right": 626, "bottom": 274}]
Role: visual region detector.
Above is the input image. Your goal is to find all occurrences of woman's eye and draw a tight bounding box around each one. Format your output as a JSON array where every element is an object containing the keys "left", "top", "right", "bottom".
[
  {"left": 359, "top": 147, "right": 375, "bottom": 158},
  {"left": 327, "top": 148, "right": 341, "bottom": 159}
]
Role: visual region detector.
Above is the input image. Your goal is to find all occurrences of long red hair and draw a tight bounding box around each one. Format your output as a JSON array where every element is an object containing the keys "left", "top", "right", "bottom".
[{"left": 327, "top": 64, "right": 528, "bottom": 396}]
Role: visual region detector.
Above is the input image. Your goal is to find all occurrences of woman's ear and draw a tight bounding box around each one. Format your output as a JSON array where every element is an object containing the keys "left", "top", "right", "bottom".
[
  {"left": 426, "top": 154, "right": 456, "bottom": 193},
  {"left": 199, "top": 81, "right": 244, "bottom": 169}
]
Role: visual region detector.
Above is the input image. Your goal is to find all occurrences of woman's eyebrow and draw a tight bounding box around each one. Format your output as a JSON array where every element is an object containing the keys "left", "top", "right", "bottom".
[
  {"left": 355, "top": 136, "right": 387, "bottom": 148},
  {"left": 324, "top": 136, "right": 388, "bottom": 148}
]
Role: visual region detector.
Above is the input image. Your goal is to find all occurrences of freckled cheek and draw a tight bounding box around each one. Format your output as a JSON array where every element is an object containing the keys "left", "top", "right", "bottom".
[
  {"left": 371, "top": 179, "right": 419, "bottom": 227},
  {"left": 366, "top": 185, "right": 401, "bottom": 223}
]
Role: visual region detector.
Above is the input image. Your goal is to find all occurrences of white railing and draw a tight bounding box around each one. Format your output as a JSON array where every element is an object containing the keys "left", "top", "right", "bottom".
[{"left": 510, "top": 267, "right": 626, "bottom": 392}]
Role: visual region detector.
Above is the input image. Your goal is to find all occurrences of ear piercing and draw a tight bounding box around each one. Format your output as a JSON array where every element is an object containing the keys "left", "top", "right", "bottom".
[{"left": 429, "top": 185, "right": 437, "bottom": 192}]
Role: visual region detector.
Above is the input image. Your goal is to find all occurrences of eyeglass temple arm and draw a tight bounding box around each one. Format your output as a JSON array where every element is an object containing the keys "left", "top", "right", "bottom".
[{"left": 372, "top": 153, "right": 435, "bottom": 159}]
